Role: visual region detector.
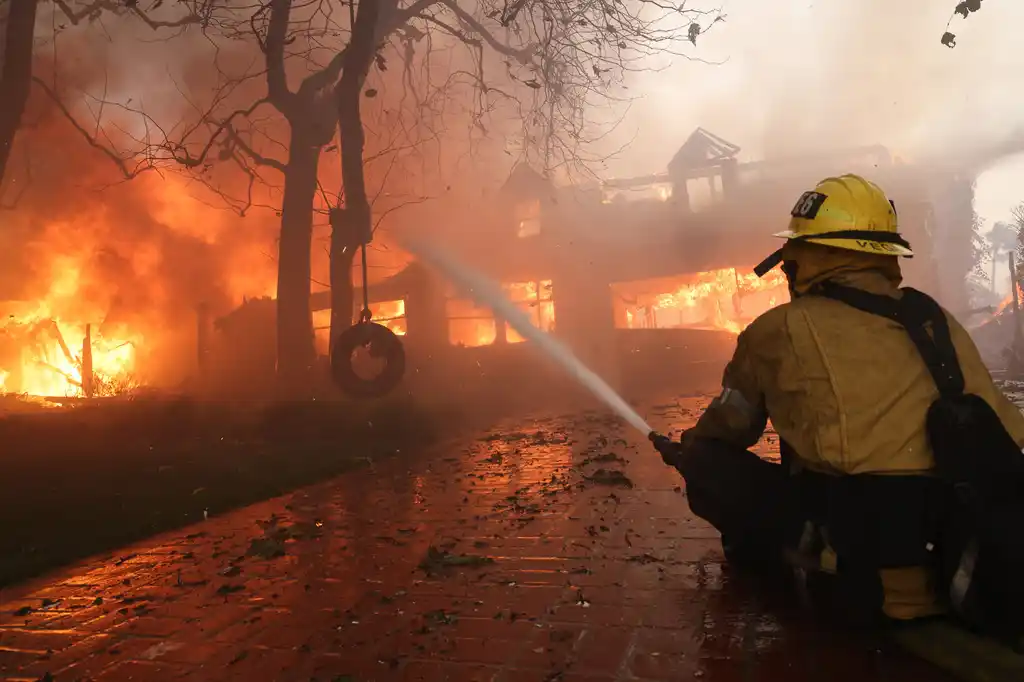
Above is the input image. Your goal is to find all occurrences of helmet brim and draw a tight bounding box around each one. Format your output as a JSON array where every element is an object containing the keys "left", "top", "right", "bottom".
[{"left": 772, "top": 231, "right": 914, "bottom": 258}]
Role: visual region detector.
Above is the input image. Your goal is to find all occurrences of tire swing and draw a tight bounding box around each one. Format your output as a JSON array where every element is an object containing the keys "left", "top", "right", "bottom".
[{"left": 330, "top": 243, "right": 406, "bottom": 398}]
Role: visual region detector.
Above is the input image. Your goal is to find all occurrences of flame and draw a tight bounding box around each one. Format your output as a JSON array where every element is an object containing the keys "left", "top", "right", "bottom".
[
  {"left": 448, "top": 297, "right": 497, "bottom": 347},
  {"left": 447, "top": 280, "right": 554, "bottom": 347},
  {"left": 374, "top": 300, "right": 408, "bottom": 337},
  {"left": 995, "top": 289, "right": 1020, "bottom": 316},
  {"left": 614, "top": 267, "right": 789, "bottom": 335},
  {"left": 0, "top": 170, "right": 284, "bottom": 399},
  {"left": 1, "top": 262, "right": 140, "bottom": 398},
  {"left": 1, "top": 318, "right": 138, "bottom": 398},
  {"left": 312, "top": 299, "right": 407, "bottom": 356}
]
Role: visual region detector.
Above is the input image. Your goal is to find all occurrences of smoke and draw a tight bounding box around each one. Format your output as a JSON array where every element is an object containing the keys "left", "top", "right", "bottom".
[{"left": 611, "top": 0, "right": 1024, "bottom": 173}]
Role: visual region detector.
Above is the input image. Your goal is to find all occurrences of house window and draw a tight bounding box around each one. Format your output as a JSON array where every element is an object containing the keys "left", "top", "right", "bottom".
[
  {"left": 366, "top": 299, "right": 407, "bottom": 336},
  {"left": 515, "top": 199, "right": 542, "bottom": 238},
  {"left": 445, "top": 280, "right": 555, "bottom": 346},
  {"left": 504, "top": 280, "right": 555, "bottom": 342},
  {"left": 446, "top": 297, "right": 497, "bottom": 347}
]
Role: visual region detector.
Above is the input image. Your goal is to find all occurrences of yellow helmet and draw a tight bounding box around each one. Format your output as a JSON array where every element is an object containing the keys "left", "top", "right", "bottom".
[{"left": 754, "top": 174, "right": 913, "bottom": 277}]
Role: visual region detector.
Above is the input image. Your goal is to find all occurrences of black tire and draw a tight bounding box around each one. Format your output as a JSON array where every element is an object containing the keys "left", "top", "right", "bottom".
[{"left": 330, "top": 322, "right": 406, "bottom": 399}]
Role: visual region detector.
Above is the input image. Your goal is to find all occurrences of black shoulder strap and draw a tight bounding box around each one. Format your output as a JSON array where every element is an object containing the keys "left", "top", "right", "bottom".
[{"left": 814, "top": 282, "right": 966, "bottom": 397}]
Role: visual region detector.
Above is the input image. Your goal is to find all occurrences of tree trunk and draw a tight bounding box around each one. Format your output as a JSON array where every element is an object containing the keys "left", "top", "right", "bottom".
[
  {"left": 275, "top": 127, "right": 321, "bottom": 391},
  {"left": 329, "top": 0, "right": 379, "bottom": 349},
  {"left": 0, "top": 0, "right": 39, "bottom": 188}
]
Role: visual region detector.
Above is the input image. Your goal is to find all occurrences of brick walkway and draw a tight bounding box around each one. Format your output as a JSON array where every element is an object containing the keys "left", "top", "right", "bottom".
[{"left": 0, "top": 398, "right": 956, "bottom": 681}]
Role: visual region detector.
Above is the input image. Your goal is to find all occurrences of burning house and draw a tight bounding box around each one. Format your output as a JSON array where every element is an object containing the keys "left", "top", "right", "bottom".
[
  {"left": 275, "top": 129, "right": 971, "bottom": 400},
  {"left": 0, "top": 128, "right": 974, "bottom": 402}
]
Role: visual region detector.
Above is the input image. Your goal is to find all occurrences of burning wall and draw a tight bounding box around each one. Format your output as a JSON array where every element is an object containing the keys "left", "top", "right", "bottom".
[
  {"left": 310, "top": 280, "right": 555, "bottom": 356},
  {"left": 612, "top": 267, "right": 789, "bottom": 335}
]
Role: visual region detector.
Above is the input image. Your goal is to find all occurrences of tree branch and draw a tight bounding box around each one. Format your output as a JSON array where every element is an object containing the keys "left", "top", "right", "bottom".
[
  {"left": 31, "top": 76, "right": 152, "bottom": 179},
  {"left": 438, "top": 0, "right": 534, "bottom": 64},
  {"left": 384, "top": 0, "right": 437, "bottom": 36},
  {"left": 53, "top": 0, "right": 203, "bottom": 29},
  {"left": 51, "top": 0, "right": 108, "bottom": 24},
  {"left": 266, "top": 0, "right": 299, "bottom": 115},
  {"left": 295, "top": 0, "right": 410, "bottom": 100},
  {"left": 226, "top": 126, "right": 287, "bottom": 173},
  {"left": 297, "top": 48, "right": 349, "bottom": 99}
]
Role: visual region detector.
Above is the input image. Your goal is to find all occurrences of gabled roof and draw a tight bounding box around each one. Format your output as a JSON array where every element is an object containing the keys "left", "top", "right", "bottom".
[
  {"left": 499, "top": 163, "right": 554, "bottom": 200},
  {"left": 667, "top": 128, "right": 741, "bottom": 172}
]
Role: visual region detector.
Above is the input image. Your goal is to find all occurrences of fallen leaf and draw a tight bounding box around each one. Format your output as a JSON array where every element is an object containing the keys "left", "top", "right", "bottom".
[
  {"left": 418, "top": 546, "right": 495, "bottom": 574},
  {"left": 216, "top": 584, "right": 245, "bottom": 596},
  {"left": 247, "top": 536, "right": 286, "bottom": 559},
  {"left": 585, "top": 469, "right": 634, "bottom": 488}
]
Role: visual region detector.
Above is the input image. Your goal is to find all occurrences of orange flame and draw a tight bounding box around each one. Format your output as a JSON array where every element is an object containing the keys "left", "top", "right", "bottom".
[
  {"left": 1, "top": 263, "right": 140, "bottom": 398},
  {"left": 447, "top": 280, "right": 554, "bottom": 347},
  {"left": 374, "top": 300, "right": 408, "bottom": 337},
  {"left": 995, "top": 289, "right": 1019, "bottom": 316},
  {"left": 616, "top": 267, "right": 789, "bottom": 335}
]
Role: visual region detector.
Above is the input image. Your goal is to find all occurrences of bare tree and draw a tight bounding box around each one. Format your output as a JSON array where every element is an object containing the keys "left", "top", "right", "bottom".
[
  {"left": 41, "top": 0, "right": 719, "bottom": 392},
  {"left": 0, "top": 0, "right": 42, "bottom": 190}
]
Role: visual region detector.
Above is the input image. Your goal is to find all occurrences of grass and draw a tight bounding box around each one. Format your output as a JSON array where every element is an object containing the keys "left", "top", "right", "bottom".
[{"left": 0, "top": 396, "right": 454, "bottom": 587}]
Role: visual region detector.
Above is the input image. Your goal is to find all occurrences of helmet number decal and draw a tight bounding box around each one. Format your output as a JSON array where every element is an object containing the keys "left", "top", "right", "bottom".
[{"left": 791, "top": 191, "right": 827, "bottom": 219}]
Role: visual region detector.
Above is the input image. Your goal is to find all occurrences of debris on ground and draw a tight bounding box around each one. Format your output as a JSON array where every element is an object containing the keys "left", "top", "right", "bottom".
[
  {"left": 246, "top": 536, "right": 286, "bottom": 559},
  {"left": 424, "top": 609, "right": 459, "bottom": 626},
  {"left": 375, "top": 535, "right": 407, "bottom": 546},
  {"left": 584, "top": 468, "right": 635, "bottom": 488},
  {"left": 215, "top": 583, "right": 245, "bottom": 596},
  {"left": 418, "top": 545, "right": 495, "bottom": 575},
  {"left": 579, "top": 452, "right": 627, "bottom": 467}
]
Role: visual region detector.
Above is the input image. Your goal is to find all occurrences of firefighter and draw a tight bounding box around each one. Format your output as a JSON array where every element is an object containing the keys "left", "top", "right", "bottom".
[{"left": 655, "top": 174, "right": 1024, "bottom": 625}]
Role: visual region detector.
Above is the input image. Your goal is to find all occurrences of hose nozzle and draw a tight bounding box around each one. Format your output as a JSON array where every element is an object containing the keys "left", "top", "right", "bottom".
[{"left": 649, "top": 431, "right": 680, "bottom": 466}]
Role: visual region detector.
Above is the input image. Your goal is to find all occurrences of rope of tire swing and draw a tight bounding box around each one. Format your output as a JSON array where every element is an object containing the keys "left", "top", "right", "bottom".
[
  {"left": 358, "top": 242, "right": 372, "bottom": 324},
  {"left": 329, "top": 219, "right": 406, "bottom": 398}
]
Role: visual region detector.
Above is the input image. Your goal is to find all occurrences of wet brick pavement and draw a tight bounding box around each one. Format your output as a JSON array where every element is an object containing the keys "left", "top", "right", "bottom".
[{"left": 0, "top": 397, "right": 958, "bottom": 681}]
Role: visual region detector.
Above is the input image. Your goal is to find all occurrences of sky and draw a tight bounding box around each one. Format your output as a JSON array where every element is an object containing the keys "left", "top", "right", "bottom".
[{"left": 602, "top": 0, "right": 1024, "bottom": 234}]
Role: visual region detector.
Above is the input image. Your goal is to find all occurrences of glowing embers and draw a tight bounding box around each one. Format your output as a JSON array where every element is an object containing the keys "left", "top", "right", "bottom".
[
  {"left": 447, "top": 280, "right": 555, "bottom": 347},
  {"left": 611, "top": 268, "right": 789, "bottom": 335}
]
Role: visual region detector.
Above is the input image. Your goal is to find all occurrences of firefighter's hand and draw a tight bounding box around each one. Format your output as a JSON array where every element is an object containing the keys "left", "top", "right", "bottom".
[{"left": 649, "top": 431, "right": 684, "bottom": 467}]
